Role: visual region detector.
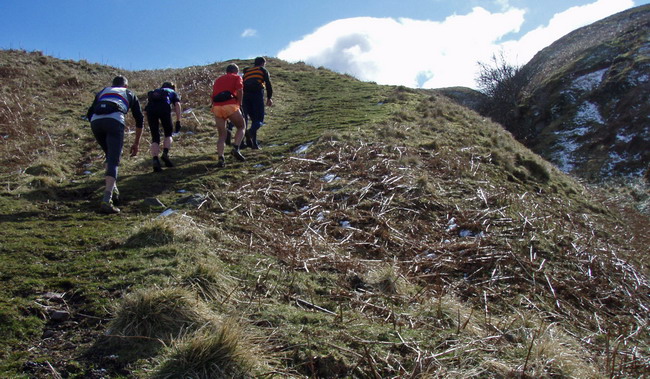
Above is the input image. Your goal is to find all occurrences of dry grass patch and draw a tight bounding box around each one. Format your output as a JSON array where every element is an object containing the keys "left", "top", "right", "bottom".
[
  {"left": 178, "top": 262, "right": 238, "bottom": 304},
  {"left": 151, "top": 318, "right": 267, "bottom": 379},
  {"left": 106, "top": 287, "right": 214, "bottom": 342},
  {"left": 366, "top": 263, "right": 411, "bottom": 296},
  {"left": 24, "top": 158, "right": 69, "bottom": 178},
  {"left": 519, "top": 323, "right": 599, "bottom": 378},
  {"left": 124, "top": 213, "right": 208, "bottom": 248}
]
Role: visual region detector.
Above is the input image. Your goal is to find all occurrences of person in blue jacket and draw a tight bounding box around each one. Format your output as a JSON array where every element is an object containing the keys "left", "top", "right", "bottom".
[
  {"left": 86, "top": 75, "right": 144, "bottom": 214},
  {"left": 145, "top": 81, "right": 182, "bottom": 172}
]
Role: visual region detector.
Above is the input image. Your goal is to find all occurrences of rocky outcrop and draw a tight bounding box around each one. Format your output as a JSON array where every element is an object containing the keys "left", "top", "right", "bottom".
[{"left": 512, "top": 5, "right": 650, "bottom": 180}]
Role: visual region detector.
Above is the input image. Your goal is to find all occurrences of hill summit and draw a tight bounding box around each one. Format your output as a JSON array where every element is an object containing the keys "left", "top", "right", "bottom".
[{"left": 0, "top": 49, "right": 648, "bottom": 377}]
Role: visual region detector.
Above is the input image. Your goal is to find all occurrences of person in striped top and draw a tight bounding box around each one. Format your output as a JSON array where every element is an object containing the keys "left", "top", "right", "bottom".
[{"left": 242, "top": 57, "right": 273, "bottom": 149}]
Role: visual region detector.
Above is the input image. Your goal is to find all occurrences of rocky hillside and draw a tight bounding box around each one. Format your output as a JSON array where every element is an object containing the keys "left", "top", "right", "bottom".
[
  {"left": 512, "top": 4, "right": 650, "bottom": 180},
  {"left": 1, "top": 49, "right": 649, "bottom": 378}
]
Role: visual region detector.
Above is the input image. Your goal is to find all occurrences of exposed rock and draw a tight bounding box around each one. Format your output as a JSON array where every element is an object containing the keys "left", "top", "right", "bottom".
[
  {"left": 174, "top": 193, "right": 208, "bottom": 207},
  {"left": 42, "top": 292, "right": 66, "bottom": 303},
  {"left": 50, "top": 310, "right": 71, "bottom": 322}
]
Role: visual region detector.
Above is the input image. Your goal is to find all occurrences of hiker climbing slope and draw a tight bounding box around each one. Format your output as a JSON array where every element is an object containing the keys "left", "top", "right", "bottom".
[
  {"left": 86, "top": 75, "right": 144, "bottom": 214},
  {"left": 242, "top": 56, "right": 273, "bottom": 149},
  {"left": 145, "top": 81, "right": 182, "bottom": 172},
  {"left": 211, "top": 64, "right": 247, "bottom": 167}
]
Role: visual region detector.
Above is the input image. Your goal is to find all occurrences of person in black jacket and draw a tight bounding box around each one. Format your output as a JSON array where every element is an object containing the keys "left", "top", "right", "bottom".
[
  {"left": 145, "top": 81, "right": 182, "bottom": 172},
  {"left": 86, "top": 75, "right": 144, "bottom": 214},
  {"left": 242, "top": 57, "right": 273, "bottom": 149}
]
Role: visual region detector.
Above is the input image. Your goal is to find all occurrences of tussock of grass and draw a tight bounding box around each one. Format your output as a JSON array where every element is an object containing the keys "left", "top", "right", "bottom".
[
  {"left": 24, "top": 159, "right": 68, "bottom": 177},
  {"left": 515, "top": 153, "right": 551, "bottom": 183},
  {"left": 520, "top": 324, "right": 598, "bottom": 378},
  {"left": 152, "top": 319, "right": 264, "bottom": 379},
  {"left": 106, "top": 287, "right": 213, "bottom": 341},
  {"left": 366, "top": 264, "right": 409, "bottom": 295},
  {"left": 178, "top": 262, "right": 237, "bottom": 304},
  {"left": 124, "top": 214, "right": 208, "bottom": 248}
]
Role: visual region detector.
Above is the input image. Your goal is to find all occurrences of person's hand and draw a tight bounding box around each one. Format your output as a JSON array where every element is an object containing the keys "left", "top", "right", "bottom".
[
  {"left": 266, "top": 98, "right": 274, "bottom": 107},
  {"left": 130, "top": 144, "right": 139, "bottom": 157},
  {"left": 175, "top": 121, "right": 182, "bottom": 133}
]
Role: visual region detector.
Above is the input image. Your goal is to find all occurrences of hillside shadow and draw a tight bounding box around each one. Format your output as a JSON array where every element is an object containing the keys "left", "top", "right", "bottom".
[
  {"left": 18, "top": 154, "right": 218, "bottom": 209},
  {"left": 0, "top": 211, "right": 42, "bottom": 223},
  {"left": 82, "top": 336, "right": 164, "bottom": 377},
  {"left": 17, "top": 145, "right": 309, "bottom": 216}
]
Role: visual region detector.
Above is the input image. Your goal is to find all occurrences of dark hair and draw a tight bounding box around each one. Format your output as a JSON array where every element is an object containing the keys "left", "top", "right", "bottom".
[
  {"left": 226, "top": 64, "right": 239, "bottom": 74},
  {"left": 112, "top": 75, "right": 128, "bottom": 87},
  {"left": 254, "top": 57, "right": 266, "bottom": 66},
  {"left": 161, "top": 81, "right": 175, "bottom": 90}
]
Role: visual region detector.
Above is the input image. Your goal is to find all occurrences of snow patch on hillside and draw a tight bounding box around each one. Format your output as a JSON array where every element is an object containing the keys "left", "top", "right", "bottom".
[
  {"left": 575, "top": 101, "right": 605, "bottom": 125},
  {"left": 552, "top": 129, "right": 582, "bottom": 172},
  {"left": 616, "top": 131, "right": 634, "bottom": 143},
  {"left": 551, "top": 96, "right": 605, "bottom": 173},
  {"left": 552, "top": 121, "right": 592, "bottom": 173},
  {"left": 570, "top": 68, "right": 607, "bottom": 92},
  {"left": 601, "top": 152, "right": 645, "bottom": 177}
]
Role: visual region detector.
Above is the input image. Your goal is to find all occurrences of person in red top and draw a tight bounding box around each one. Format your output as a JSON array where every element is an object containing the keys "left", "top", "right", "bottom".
[{"left": 211, "top": 63, "right": 246, "bottom": 167}]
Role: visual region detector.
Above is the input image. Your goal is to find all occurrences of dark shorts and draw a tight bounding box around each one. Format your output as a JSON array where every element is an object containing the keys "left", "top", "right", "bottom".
[
  {"left": 146, "top": 103, "right": 173, "bottom": 144},
  {"left": 243, "top": 91, "right": 265, "bottom": 124}
]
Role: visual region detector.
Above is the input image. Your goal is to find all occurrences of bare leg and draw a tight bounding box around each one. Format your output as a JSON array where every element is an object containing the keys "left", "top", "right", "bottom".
[
  {"left": 150, "top": 142, "right": 160, "bottom": 157},
  {"left": 229, "top": 110, "right": 246, "bottom": 148},
  {"left": 163, "top": 136, "right": 172, "bottom": 150},
  {"left": 215, "top": 116, "right": 228, "bottom": 157}
]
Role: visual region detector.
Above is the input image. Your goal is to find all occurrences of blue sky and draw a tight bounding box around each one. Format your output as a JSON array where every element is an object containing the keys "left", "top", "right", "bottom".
[{"left": 1, "top": 0, "right": 645, "bottom": 88}]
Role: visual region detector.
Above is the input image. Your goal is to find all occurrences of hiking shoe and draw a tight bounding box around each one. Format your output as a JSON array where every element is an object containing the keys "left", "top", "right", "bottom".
[
  {"left": 153, "top": 158, "right": 163, "bottom": 172},
  {"left": 231, "top": 149, "right": 245, "bottom": 162},
  {"left": 100, "top": 200, "right": 120, "bottom": 214},
  {"left": 161, "top": 153, "right": 174, "bottom": 167},
  {"left": 216, "top": 155, "right": 225, "bottom": 168}
]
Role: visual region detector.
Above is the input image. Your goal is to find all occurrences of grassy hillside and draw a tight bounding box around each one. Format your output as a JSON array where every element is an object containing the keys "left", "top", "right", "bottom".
[{"left": 1, "top": 49, "right": 648, "bottom": 378}]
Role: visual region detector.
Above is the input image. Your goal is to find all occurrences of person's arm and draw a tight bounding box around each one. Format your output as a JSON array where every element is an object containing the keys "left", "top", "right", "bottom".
[
  {"left": 128, "top": 92, "right": 145, "bottom": 156},
  {"left": 130, "top": 126, "right": 143, "bottom": 157},
  {"left": 129, "top": 93, "right": 145, "bottom": 129},
  {"left": 236, "top": 88, "right": 243, "bottom": 107},
  {"left": 173, "top": 101, "right": 182, "bottom": 123},
  {"left": 264, "top": 69, "right": 273, "bottom": 106},
  {"left": 86, "top": 93, "right": 98, "bottom": 120},
  {"left": 235, "top": 75, "right": 244, "bottom": 106}
]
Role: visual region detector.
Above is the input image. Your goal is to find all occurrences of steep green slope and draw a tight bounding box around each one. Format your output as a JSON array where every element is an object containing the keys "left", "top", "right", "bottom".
[{"left": 0, "top": 50, "right": 648, "bottom": 378}]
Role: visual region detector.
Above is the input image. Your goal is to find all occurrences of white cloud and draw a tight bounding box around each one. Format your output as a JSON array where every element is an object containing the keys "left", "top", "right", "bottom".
[
  {"left": 278, "top": 7, "right": 525, "bottom": 88},
  {"left": 241, "top": 28, "right": 257, "bottom": 38},
  {"left": 277, "top": 0, "right": 635, "bottom": 89}
]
